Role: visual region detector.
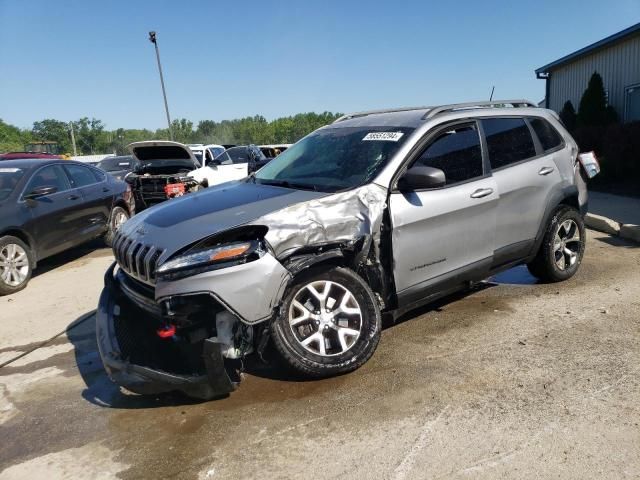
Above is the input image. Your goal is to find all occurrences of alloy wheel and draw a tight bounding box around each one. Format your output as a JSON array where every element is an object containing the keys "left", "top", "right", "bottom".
[
  {"left": 554, "top": 219, "right": 582, "bottom": 270},
  {"left": 289, "top": 280, "right": 363, "bottom": 356},
  {"left": 0, "top": 243, "right": 30, "bottom": 287},
  {"left": 113, "top": 210, "right": 128, "bottom": 231}
]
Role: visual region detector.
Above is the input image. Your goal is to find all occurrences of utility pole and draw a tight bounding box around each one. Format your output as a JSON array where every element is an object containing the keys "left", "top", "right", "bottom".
[
  {"left": 148, "top": 31, "right": 173, "bottom": 141},
  {"left": 69, "top": 122, "right": 78, "bottom": 157}
]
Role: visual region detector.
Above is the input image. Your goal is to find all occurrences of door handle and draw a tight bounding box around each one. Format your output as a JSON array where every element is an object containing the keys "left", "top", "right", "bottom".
[
  {"left": 67, "top": 194, "right": 80, "bottom": 200},
  {"left": 470, "top": 188, "right": 493, "bottom": 199},
  {"left": 538, "top": 166, "right": 555, "bottom": 176},
  {"left": 102, "top": 187, "right": 110, "bottom": 192}
]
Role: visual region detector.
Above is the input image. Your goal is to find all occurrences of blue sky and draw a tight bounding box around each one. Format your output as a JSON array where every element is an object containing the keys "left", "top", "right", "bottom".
[{"left": 1, "top": 0, "right": 638, "bottom": 130}]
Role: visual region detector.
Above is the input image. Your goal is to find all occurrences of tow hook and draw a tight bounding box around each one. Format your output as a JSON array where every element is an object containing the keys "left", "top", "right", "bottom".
[{"left": 156, "top": 324, "right": 176, "bottom": 338}]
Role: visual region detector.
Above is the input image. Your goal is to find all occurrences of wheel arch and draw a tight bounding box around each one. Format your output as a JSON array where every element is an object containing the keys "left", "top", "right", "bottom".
[
  {"left": 280, "top": 237, "right": 390, "bottom": 310},
  {"left": 0, "top": 228, "right": 37, "bottom": 267},
  {"left": 112, "top": 198, "right": 132, "bottom": 216},
  {"left": 528, "top": 184, "right": 582, "bottom": 261}
]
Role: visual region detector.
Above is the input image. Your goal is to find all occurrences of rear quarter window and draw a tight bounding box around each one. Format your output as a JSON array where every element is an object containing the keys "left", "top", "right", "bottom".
[
  {"left": 529, "top": 117, "right": 563, "bottom": 152},
  {"left": 482, "top": 118, "right": 536, "bottom": 170}
]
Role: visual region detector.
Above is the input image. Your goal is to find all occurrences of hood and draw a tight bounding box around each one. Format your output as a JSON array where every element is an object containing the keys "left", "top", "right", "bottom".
[
  {"left": 128, "top": 141, "right": 199, "bottom": 165},
  {"left": 118, "top": 180, "right": 328, "bottom": 262}
]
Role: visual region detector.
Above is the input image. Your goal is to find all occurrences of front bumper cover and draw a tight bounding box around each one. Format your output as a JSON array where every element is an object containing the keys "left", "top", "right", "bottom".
[{"left": 96, "top": 263, "right": 236, "bottom": 400}]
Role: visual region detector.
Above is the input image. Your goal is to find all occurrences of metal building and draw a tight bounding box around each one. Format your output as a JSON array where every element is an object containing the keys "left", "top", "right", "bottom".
[{"left": 536, "top": 22, "right": 640, "bottom": 123}]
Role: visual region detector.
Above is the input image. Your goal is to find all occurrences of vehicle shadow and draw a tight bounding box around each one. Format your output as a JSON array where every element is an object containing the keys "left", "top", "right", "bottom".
[
  {"left": 32, "top": 239, "right": 111, "bottom": 279},
  {"left": 66, "top": 267, "right": 528, "bottom": 407},
  {"left": 594, "top": 235, "right": 639, "bottom": 249}
]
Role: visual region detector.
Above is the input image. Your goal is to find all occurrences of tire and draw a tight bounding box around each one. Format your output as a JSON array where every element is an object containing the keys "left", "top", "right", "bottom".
[
  {"left": 0, "top": 236, "right": 34, "bottom": 296},
  {"left": 527, "top": 205, "right": 586, "bottom": 282},
  {"left": 271, "top": 266, "right": 381, "bottom": 378},
  {"left": 104, "top": 206, "right": 130, "bottom": 247}
]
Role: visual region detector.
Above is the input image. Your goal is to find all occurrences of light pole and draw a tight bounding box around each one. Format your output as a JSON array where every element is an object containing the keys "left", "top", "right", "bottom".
[{"left": 148, "top": 31, "right": 173, "bottom": 140}]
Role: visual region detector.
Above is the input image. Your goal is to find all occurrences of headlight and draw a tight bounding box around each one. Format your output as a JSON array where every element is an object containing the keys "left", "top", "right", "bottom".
[{"left": 156, "top": 240, "right": 264, "bottom": 280}]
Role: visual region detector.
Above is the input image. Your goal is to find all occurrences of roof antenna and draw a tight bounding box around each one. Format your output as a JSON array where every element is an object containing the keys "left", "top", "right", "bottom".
[{"left": 489, "top": 86, "right": 495, "bottom": 101}]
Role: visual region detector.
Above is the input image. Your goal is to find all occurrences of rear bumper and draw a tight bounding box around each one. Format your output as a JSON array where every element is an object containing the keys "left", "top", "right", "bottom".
[{"left": 96, "top": 263, "right": 236, "bottom": 400}]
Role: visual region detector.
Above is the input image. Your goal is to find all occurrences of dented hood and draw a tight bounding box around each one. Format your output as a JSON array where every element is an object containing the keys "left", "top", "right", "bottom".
[{"left": 118, "top": 181, "right": 328, "bottom": 261}]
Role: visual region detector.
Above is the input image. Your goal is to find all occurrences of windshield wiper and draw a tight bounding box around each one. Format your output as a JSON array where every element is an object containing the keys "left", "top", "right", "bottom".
[{"left": 258, "top": 179, "right": 318, "bottom": 191}]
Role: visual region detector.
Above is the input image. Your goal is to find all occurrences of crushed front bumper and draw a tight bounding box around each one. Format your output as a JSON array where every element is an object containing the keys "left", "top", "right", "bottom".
[{"left": 96, "top": 263, "right": 236, "bottom": 400}]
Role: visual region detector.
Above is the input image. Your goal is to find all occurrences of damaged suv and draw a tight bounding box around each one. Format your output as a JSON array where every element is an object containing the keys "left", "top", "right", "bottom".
[{"left": 97, "top": 100, "right": 589, "bottom": 399}]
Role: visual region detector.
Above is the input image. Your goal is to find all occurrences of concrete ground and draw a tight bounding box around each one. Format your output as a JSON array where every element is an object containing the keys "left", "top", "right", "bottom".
[
  {"left": 588, "top": 191, "right": 640, "bottom": 226},
  {"left": 0, "top": 230, "right": 639, "bottom": 479}
]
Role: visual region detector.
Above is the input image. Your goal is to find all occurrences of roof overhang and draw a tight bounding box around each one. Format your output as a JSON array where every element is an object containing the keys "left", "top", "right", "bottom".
[{"left": 535, "top": 22, "right": 640, "bottom": 74}]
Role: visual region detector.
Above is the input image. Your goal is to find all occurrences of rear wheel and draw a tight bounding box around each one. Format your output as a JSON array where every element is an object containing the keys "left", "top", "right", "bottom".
[
  {"left": 271, "top": 266, "right": 381, "bottom": 378},
  {"left": 104, "top": 206, "right": 130, "bottom": 247},
  {"left": 527, "top": 206, "right": 585, "bottom": 282},
  {"left": 0, "top": 236, "right": 33, "bottom": 295}
]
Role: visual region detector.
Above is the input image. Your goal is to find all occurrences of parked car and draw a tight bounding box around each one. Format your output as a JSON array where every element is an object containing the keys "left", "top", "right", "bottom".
[
  {"left": 0, "top": 159, "right": 134, "bottom": 295},
  {"left": 97, "top": 100, "right": 589, "bottom": 400},
  {"left": 125, "top": 141, "right": 251, "bottom": 211},
  {"left": 96, "top": 155, "right": 140, "bottom": 181},
  {"left": 214, "top": 145, "right": 271, "bottom": 174},
  {"left": 259, "top": 144, "right": 292, "bottom": 159},
  {"left": 188, "top": 144, "right": 226, "bottom": 166},
  {"left": 0, "top": 152, "right": 63, "bottom": 160}
]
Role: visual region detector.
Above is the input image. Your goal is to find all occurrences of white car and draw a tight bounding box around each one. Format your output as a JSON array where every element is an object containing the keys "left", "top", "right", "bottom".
[{"left": 188, "top": 144, "right": 226, "bottom": 167}]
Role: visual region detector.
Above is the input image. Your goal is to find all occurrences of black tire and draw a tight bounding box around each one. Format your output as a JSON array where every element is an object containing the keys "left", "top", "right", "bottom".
[
  {"left": 271, "top": 266, "right": 381, "bottom": 378},
  {"left": 0, "top": 235, "right": 34, "bottom": 296},
  {"left": 527, "top": 205, "right": 586, "bottom": 282},
  {"left": 104, "top": 206, "right": 130, "bottom": 247}
]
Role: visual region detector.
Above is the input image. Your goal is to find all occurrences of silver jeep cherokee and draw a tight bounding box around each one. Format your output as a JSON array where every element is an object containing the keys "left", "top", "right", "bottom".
[{"left": 97, "top": 100, "right": 589, "bottom": 399}]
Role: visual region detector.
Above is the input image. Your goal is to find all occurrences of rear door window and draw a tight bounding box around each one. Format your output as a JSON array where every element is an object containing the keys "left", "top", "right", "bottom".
[
  {"left": 64, "top": 164, "right": 99, "bottom": 187},
  {"left": 529, "top": 117, "right": 563, "bottom": 152},
  {"left": 413, "top": 123, "right": 484, "bottom": 185},
  {"left": 482, "top": 118, "right": 536, "bottom": 170},
  {"left": 25, "top": 165, "right": 71, "bottom": 195}
]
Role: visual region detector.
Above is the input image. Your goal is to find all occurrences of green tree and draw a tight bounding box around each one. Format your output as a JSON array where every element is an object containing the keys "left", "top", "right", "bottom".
[
  {"left": 0, "top": 119, "right": 32, "bottom": 152},
  {"left": 31, "top": 119, "right": 72, "bottom": 153},
  {"left": 72, "top": 117, "right": 106, "bottom": 154},
  {"left": 577, "top": 72, "right": 618, "bottom": 127}
]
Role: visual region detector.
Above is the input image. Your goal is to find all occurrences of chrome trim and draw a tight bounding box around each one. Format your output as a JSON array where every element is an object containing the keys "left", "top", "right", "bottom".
[{"left": 111, "top": 231, "right": 165, "bottom": 286}]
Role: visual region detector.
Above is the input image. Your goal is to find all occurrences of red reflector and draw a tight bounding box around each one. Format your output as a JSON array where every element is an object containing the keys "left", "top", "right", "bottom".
[
  {"left": 157, "top": 325, "right": 176, "bottom": 338},
  {"left": 164, "top": 183, "right": 186, "bottom": 197}
]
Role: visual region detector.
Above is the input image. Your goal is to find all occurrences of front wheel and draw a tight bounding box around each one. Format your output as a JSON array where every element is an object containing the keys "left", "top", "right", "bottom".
[
  {"left": 271, "top": 266, "right": 381, "bottom": 378},
  {"left": 527, "top": 206, "right": 585, "bottom": 282},
  {"left": 104, "top": 206, "right": 130, "bottom": 247},
  {"left": 0, "top": 236, "right": 34, "bottom": 296}
]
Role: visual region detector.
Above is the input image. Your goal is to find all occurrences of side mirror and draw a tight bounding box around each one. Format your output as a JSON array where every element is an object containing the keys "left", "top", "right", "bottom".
[
  {"left": 209, "top": 159, "right": 221, "bottom": 166},
  {"left": 24, "top": 185, "right": 58, "bottom": 200},
  {"left": 397, "top": 166, "right": 446, "bottom": 191}
]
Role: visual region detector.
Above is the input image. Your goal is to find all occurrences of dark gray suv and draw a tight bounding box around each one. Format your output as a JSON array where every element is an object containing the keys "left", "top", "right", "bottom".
[{"left": 97, "top": 100, "right": 589, "bottom": 399}]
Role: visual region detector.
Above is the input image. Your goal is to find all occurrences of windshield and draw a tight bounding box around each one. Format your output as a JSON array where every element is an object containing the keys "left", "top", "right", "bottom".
[
  {"left": 255, "top": 126, "right": 414, "bottom": 192},
  {"left": 0, "top": 167, "right": 25, "bottom": 201},
  {"left": 97, "top": 156, "right": 138, "bottom": 172}
]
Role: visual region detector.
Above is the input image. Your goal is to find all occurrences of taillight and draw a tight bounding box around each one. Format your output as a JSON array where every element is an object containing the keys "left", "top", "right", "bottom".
[{"left": 164, "top": 183, "right": 186, "bottom": 198}]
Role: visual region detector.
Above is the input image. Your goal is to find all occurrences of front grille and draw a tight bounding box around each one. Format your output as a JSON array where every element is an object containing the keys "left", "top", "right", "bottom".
[{"left": 113, "top": 231, "right": 165, "bottom": 285}]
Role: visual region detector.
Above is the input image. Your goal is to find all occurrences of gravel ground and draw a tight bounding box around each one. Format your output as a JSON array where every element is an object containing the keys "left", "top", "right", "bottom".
[{"left": 0, "top": 230, "right": 638, "bottom": 479}]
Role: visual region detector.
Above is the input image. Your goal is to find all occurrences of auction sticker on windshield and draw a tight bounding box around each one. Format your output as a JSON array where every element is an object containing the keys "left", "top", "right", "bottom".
[
  {"left": 362, "top": 132, "right": 404, "bottom": 142},
  {"left": 0, "top": 168, "right": 22, "bottom": 173}
]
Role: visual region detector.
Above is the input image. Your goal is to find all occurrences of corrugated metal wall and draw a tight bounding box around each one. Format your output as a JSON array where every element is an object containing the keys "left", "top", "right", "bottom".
[{"left": 548, "top": 34, "right": 640, "bottom": 121}]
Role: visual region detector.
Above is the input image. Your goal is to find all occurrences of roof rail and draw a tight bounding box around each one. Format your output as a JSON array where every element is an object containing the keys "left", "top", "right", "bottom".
[
  {"left": 332, "top": 105, "right": 432, "bottom": 124},
  {"left": 423, "top": 100, "right": 537, "bottom": 119}
]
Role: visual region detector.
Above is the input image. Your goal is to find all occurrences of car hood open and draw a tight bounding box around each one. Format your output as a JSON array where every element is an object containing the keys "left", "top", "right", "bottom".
[{"left": 129, "top": 141, "right": 199, "bottom": 165}]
